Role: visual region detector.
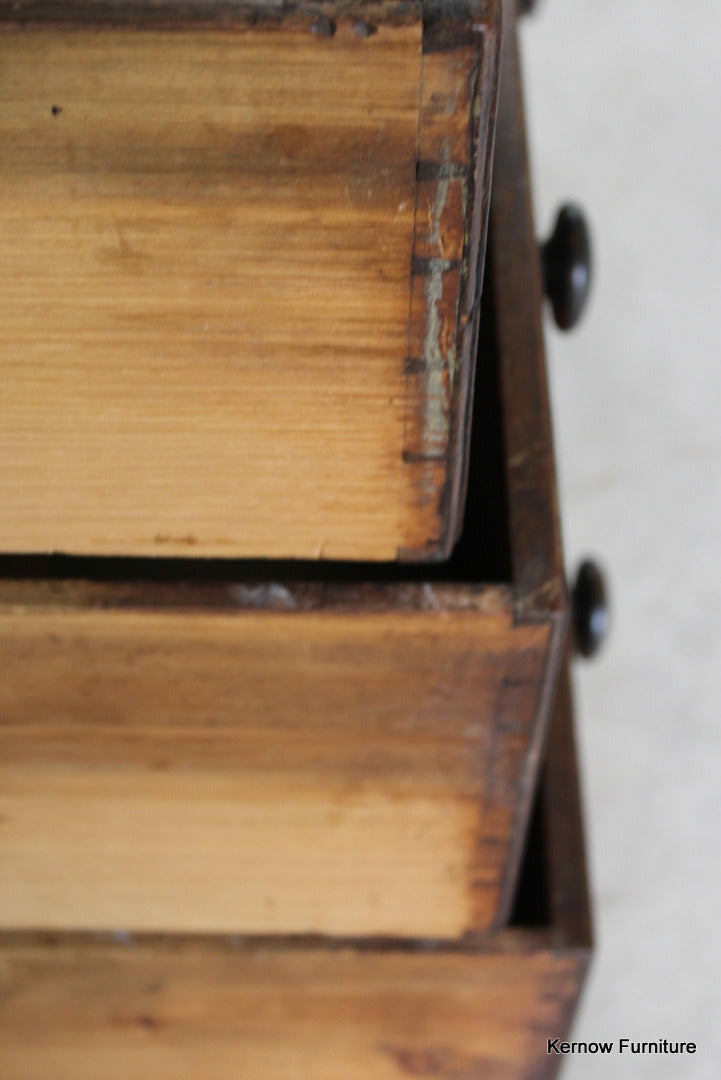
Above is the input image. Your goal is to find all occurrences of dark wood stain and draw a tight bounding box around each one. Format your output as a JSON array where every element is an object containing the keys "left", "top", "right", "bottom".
[
  {"left": 490, "top": 0, "right": 564, "bottom": 613},
  {"left": 539, "top": 658, "right": 593, "bottom": 951},
  {"left": 310, "top": 13, "right": 335, "bottom": 36},
  {"left": 0, "top": 0, "right": 421, "bottom": 31},
  {"left": 402, "top": 449, "right": 446, "bottom": 464},
  {"left": 353, "top": 18, "right": 377, "bottom": 37},
  {"left": 404, "top": 356, "right": 427, "bottom": 375},
  {"left": 434, "top": 0, "right": 501, "bottom": 563},
  {"left": 137, "top": 1012, "right": 159, "bottom": 1030},
  {"left": 410, "top": 256, "right": 462, "bottom": 277},
  {"left": 491, "top": 608, "right": 568, "bottom": 929},
  {"left": 416, "top": 159, "right": 468, "bottom": 181},
  {"left": 383, "top": 1044, "right": 490, "bottom": 1079},
  {"left": 404, "top": 2, "right": 501, "bottom": 560},
  {"left": 422, "top": 0, "right": 497, "bottom": 54}
]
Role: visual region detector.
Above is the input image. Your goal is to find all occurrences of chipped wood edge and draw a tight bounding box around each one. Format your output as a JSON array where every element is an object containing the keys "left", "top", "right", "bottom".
[
  {"left": 399, "top": 0, "right": 501, "bottom": 560},
  {"left": 0, "top": 0, "right": 423, "bottom": 32},
  {"left": 441, "top": 0, "right": 502, "bottom": 562},
  {"left": 0, "top": 576, "right": 514, "bottom": 616},
  {"left": 488, "top": 607, "right": 568, "bottom": 931}
]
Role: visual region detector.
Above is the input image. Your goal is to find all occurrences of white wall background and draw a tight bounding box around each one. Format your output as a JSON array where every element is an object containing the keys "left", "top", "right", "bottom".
[{"left": 519, "top": 2, "right": 721, "bottom": 1077}]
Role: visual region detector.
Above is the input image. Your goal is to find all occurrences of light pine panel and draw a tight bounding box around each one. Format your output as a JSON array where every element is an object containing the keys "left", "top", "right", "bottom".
[
  {"left": 0, "top": 22, "right": 417, "bottom": 559},
  {"left": 0, "top": 937, "right": 584, "bottom": 1080},
  {"left": 0, "top": 627, "right": 592, "bottom": 1080},
  {"left": 0, "top": 582, "right": 552, "bottom": 938},
  {"left": 0, "top": 8, "right": 498, "bottom": 559}
]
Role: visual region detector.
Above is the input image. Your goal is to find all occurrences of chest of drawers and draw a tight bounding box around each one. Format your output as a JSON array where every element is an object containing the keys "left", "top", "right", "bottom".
[{"left": 0, "top": 2, "right": 594, "bottom": 1075}]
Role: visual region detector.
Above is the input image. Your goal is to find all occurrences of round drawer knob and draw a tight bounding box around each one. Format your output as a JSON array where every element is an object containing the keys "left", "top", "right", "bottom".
[
  {"left": 571, "top": 559, "right": 610, "bottom": 659},
  {"left": 517, "top": 0, "right": 541, "bottom": 14},
  {"left": 541, "top": 204, "right": 593, "bottom": 330}
]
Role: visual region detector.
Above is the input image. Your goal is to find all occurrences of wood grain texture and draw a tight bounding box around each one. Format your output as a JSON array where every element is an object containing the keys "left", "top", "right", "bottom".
[
  {"left": 541, "top": 660, "right": 593, "bottom": 952},
  {"left": 0, "top": 2, "right": 500, "bottom": 561},
  {"left": 0, "top": 939, "right": 584, "bottom": 1080},
  {"left": 0, "top": 654, "right": 591, "bottom": 1080},
  {"left": 0, "top": 581, "right": 553, "bottom": 937},
  {"left": 490, "top": 0, "right": 564, "bottom": 610},
  {"left": 0, "top": 4, "right": 568, "bottom": 944},
  {"left": 400, "top": 11, "right": 502, "bottom": 559}
]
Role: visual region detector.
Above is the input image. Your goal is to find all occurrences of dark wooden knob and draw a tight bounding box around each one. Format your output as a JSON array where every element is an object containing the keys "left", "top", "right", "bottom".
[
  {"left": 571, "top": 559, "right": 610, "bottom": 659},
  {"left": 541, "top": 204, "right": 592, "bottom": 330},
  {"left": 517, "top": 0, "right": 541, "bottom": 14}
]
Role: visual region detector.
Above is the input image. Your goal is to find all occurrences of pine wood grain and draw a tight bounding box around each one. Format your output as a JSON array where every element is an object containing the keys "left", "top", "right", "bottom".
[
  {"left": 0, "top": 939, "right": 583, "bottom": 1080},
  {"left": 0, "top": 650, "right": 591, "bottom": 1080},
  {"left": 0, "top": 581, "right": 556, "bottom": 937},
  {"left": 0, "top": 4, "right": 500, "bottom": 560}
]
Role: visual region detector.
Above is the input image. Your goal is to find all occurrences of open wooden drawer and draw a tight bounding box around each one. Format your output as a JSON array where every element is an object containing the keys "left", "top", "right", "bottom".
[
  {"left": 0, "top": 0, "right": 501, "bottom": 562},
  {"left": 0, "top": 5, "right": 560, "bottom": 942},
  {"left": 0, "top": 662, "right": 591, "bottom": 1080}
]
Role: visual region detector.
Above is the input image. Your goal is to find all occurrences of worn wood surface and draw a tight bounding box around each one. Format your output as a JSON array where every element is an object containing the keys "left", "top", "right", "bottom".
[
  {"left": 0, "top": 2, "right": 571, "bottom": 943},
  {"left": 0, "top": 580, "right": 557, "bottom": 938},
  {"left": 0, "top": 652, "right": 591, "bottom": 1080},
  {"left": 490, "top": 0, "right": 565, "bottom": 611},
  {"left": 0, "top": 1, "right": 500, "bottom": 561},
  {"left": 0, "top": 939, "right": 582, "bottom": 1080},
  {"left": 454, "top": 0, "right": 570, "bottom": 928},
  {"left": 541, "top": 661, "right": 593, "bottom": 952}
]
